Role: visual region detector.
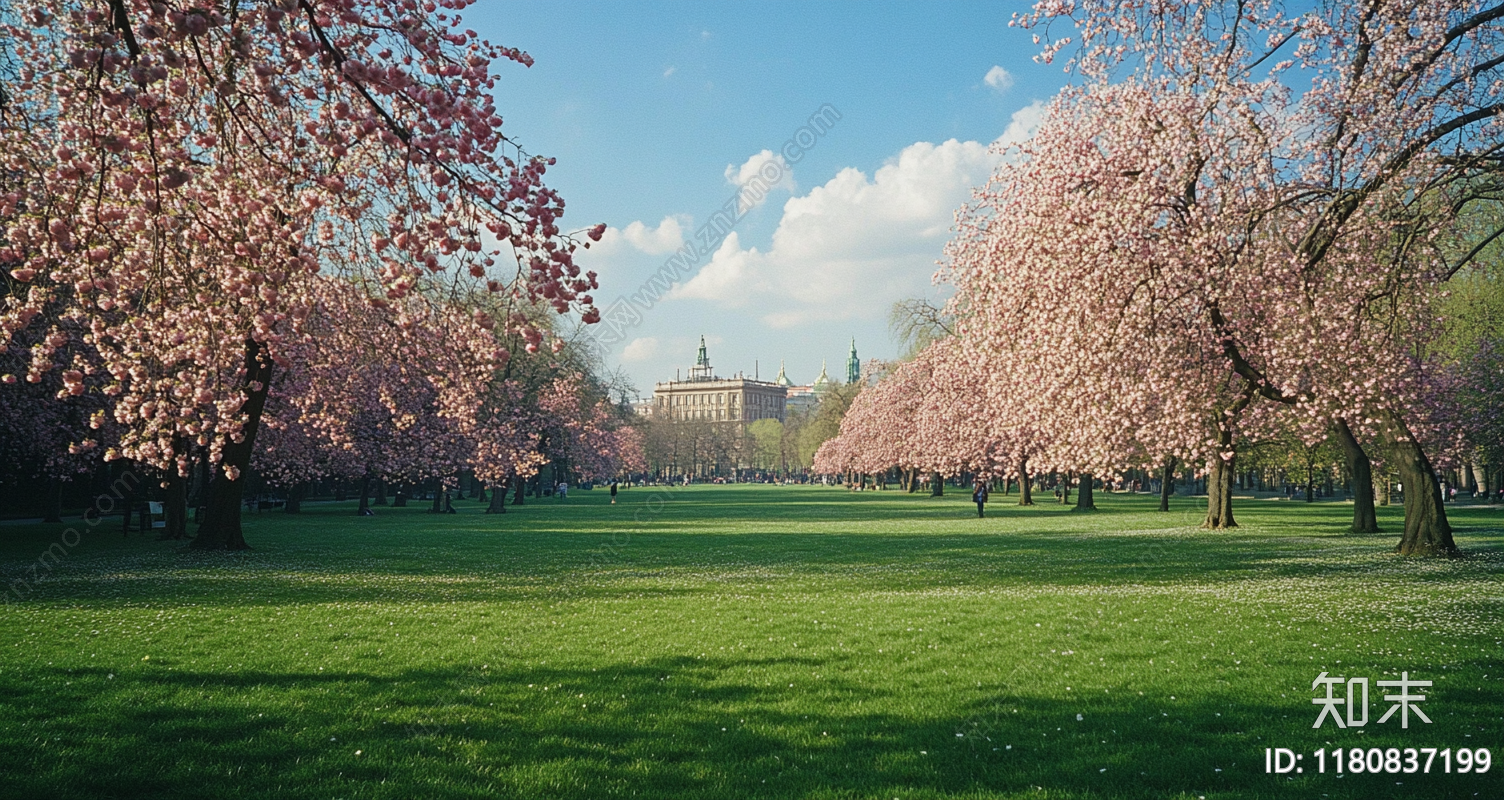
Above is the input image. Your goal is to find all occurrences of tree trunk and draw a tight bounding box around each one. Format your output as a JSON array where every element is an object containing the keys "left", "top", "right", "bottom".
[
  {"left": 121, "top": 471, "right": 135, "bottom": 536},
  {"left": 1333, "top": 418, "right": 1378, "bottom": 533},
  {"left": 930, "top": 471, "right": 943, "bottom": 497},
  {"left": 43, "top": 477, "right": 63, "bottom": 523},
  {"left": 285, "top": 482, "right": 306, "bottom": 514},
  {"left": 476, "top": 482, "right": 487, "bottom": 504},
  {"left": 357, "top": 473, "right": 373, "bottom": 515},
  {"left": 1074, "top": 472, "right": 1096, "bottom": 511},
  {"left": 1305, "top": 462, "right": 1315, "bottom": 502},
  {"left": 513, "top": 476, "right": 526, "bottom": 506},
  {"left": 429, "top": 480, "right": 444, "bottom": 513},
  {"left": 1202, "top": 388, "right": 1254, "bottom": 530},
  {"left": 907, "top": 468, "right": 918, "bottom": 493},
  {"left": 194, "top": 449, "right": 213, "bottom": 510},
  {"left": 1017, "top": 458, "right": 1034, "bottom": 506},
  {"left": 487, "top": 478, "right": 508, "bottom": 513},
  {"left": 373, "top": 477, "right": 388, "bottom": 506},
  {"left": 1203, "top": 455, "right": 1237, "bottom": 529},
  {"left": 191, "top": 338, "right": 270, "bottom": 551},
  {"left": 158, "top": 469, "right": 189, "bottom": 540},
  {"left": 393, "top": 488, "right": 409, "bottom": 507},
  {"left": 1382, "top": 414, "right": 1458, "bottom": 556},
  {"left": 1159, "top": 459, "right": 1176, "bottom": 512}
]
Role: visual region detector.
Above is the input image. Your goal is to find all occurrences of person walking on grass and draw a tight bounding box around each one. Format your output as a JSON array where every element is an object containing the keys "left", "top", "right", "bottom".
[
  {"left": 610, "top": 480, "right": 618, "bottom": 505},
  {"left": 972, "top": 478, "right": 990, "bottom": 518}
]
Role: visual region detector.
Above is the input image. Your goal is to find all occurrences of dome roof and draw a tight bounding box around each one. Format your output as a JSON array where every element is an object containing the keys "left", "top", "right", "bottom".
[{"left": 774, "top": 360, "right": 795, "bottom": 387}]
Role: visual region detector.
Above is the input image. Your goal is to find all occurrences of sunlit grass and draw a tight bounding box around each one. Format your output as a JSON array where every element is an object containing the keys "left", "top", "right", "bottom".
[{"left": 1, "top": 485, "right": 1500, "bottom": 799}]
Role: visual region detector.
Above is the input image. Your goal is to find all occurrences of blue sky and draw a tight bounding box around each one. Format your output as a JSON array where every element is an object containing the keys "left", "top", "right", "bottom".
[{"left": 468, "top": 2, "right": 1073, "bottom": 396}]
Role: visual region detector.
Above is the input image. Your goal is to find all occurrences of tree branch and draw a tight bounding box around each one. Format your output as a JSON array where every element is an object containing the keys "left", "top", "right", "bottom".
[
  {"left": 1445, "top": 223, "right": 1504, "bottom": 279},
  {"left": 108, "top": 0, "right": 142, "bottom": 58}
]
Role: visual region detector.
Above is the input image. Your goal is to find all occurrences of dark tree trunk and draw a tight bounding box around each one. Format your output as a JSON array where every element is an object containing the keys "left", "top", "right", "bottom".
[
  {"left": 1203, "top": 455, "right": 1237, "bottom": 529},
  {"left": 1305, "top": 462, "right": 1315, "bottom": 502},
  {"left": 194, "top": 449, "right": 213, "bottom": 509},
  {"left": 487, "top": 478, "right": 508, "bottom": 513},
  {"left": 1074, "top": 472, "right": 1096, "bottom": 511},
  {"left": 513, "top": 476, "right": 526, "bottom": 505},
  {"left": 1382, "top": 413, "right": 1458, "bottom": 556},
  {"left": 191, "top": 338, "right": 271, "bottom": 551},
  {"left": 429, "top": 479, "right": 444, "bottom": 513},
  {"left": 43, "top": 477, "right": 63, "bottom": 523},
  {"left": 476, "top": 482, "right": 487, "bottom": 504},
  {"left": 930, "top": 471, "right": 943, "bottom": 497},
  {"left": 121, "top": 473, "right": 135, "bottom": 536},
  {"left": 1017, "top": 458, "right": 1034, "bottom": 506},
  {"left": 373, "top": 477, "right": 388, "bottom": 506},
  {"left": 1159, "top": 459, "right": 1176, "bottom": 512},
  {"left": 393, "top": 488, "right": 409, "bottom": 507},
  {"left": 1059, "top": 473, "right": 1070, "bottom": 505},
  {"left": 1333, "top": 418, "right": 1378, "bottom": 533},
  {"left": 285, "top": 482, "right": 306, "bottom": 514},
  {"left": 1202, "top": 389, "right": 1254, "bottom": 530},
  {"left": 158, "top": 468, "right": 189, "bottom": 540},
  {"left": 357, "top": 473, "right": 373, "bottom": 515}
]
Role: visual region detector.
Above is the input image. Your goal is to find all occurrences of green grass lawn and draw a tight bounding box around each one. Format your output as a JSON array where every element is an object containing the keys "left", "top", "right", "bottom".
[{"left": 1, "top": 485, "right": 1500, "bottom": 799}]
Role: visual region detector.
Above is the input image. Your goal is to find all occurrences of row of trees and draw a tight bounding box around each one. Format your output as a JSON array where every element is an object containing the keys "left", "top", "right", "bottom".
[
  {"left": 0, "top": 0, "right": 643, "bottom": 548},
  {"left": 818, "top": 0, "right": 1504, "bottom": 556}
]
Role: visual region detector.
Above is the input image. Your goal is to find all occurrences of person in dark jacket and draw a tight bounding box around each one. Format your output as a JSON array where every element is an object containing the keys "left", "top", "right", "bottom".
[
  {"left": 609, "top": 480, "right": 618, "bottom": 505},
  {"left": 972, "top": 478, "right": 990, "bottom": 518}
]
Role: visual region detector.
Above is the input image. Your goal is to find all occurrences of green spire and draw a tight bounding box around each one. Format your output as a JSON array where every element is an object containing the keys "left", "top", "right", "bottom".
[
  {"left": 774, "top": 360, "right": 794, "bottom": 387},
  {"left": 845, "top": 338, "right": 860, "bottom": 384},
  {"left": 695, "top": 335, "right": 709, "bottom": 368}
]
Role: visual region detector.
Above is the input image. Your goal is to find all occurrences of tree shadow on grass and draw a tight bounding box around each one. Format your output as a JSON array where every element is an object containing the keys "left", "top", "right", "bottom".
[
  {"left": 1, "top": 654, "right": 1498, "bottom": 800},
  {"left": 1, "top": 497, "right": 1501, "bottom": 609}
]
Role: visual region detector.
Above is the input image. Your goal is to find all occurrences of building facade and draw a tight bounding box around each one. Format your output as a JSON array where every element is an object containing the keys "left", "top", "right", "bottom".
[{"left": 651, "top": 337, "right": 788, "bottom": 423}]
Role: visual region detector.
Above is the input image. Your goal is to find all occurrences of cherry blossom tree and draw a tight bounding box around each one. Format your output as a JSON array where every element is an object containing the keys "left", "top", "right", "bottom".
[
  {"left": 0, "top": 328, "right": 117, "bottom": 522},
  {"left": 945, "top": 0, "right": 1504, "bottom": 553},
  {"left": 1, "top": 1, "right": 603, "bottom": 548}
]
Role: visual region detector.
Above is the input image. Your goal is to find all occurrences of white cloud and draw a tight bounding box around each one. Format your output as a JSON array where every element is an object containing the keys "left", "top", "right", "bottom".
[
  {"left": 594, "top": 216, "right": 687, "bottom": 257},
  {"left": 663, "top": 65, "right": 677, "bottom": 78},
  {"left": 724, "top": 149, "right": 795, "bottom": 212},
  {"left": 670, "top": 138, "right": 1005, "bottom": 327},
  {"left": 993, "top": 99, "right": 1046, "bottom": 149},
  {"left": 621, "top": 337, "right": 659, "bottom": 362},
  {"left": 984, "top": 65, "right": 1014, "bottom": 93}
]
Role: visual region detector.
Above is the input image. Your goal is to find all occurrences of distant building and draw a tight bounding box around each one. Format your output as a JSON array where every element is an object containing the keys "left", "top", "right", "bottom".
[
  {"left": 649, "top": 338, "right": 862, "bottom": 422},
  {"left": 775, "top": 360, "right": 816, "bottom": 416},
  {"left": 651, "top": 336, "right": 787, "bottom": 423}
]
